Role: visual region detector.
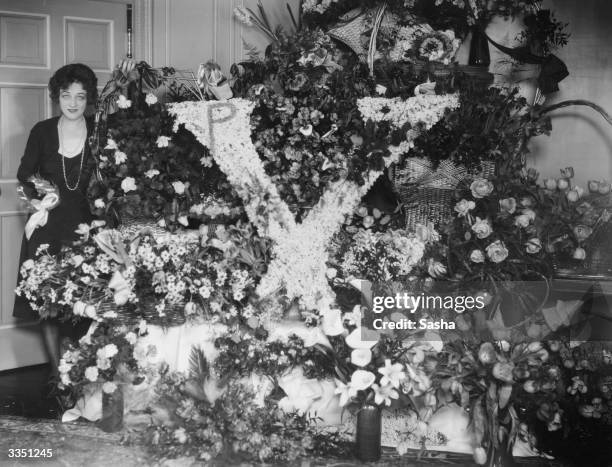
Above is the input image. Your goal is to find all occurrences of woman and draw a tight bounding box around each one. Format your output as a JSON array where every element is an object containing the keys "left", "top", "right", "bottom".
[{"left": 13, "top": 63, "right": 98, "bottom": 378}]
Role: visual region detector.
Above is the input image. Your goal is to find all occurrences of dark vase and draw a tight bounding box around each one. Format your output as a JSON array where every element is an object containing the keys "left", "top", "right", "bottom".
[
  {"left": 469, "top": 26, "right": 491, "bottom": 67},
  {"left": 355, "top": 404, "right": 382, "bottom": 461},
  {"left": 98, "top": 385, "right": 124, "bottom": 433}
]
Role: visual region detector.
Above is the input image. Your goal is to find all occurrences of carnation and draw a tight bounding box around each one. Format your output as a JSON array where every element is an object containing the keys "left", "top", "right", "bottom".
[{"left": 84, "top": 366, "right": 99, "bottom": 382}]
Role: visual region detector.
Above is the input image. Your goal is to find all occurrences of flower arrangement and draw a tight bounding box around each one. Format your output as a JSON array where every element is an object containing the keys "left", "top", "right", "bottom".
[
  {"left": 88, "top": 87, "right": 239, "bottom": 230},
  {"left": 58, "top": 321, "right": 148, "bottom": 398},
  {"left": 145, "top": 353, "right": 350, "bottom": 463},
  {"left": 338, "top": 228, "right": 427, "bottom": 283},
  {"left": 16, "top": 220, "right": 276, "bottom": 328},
  {"left": 445, "top": 170, "right": 551, "bottom": 289},
  {"left": 536, "top": 168, "right": 612, "bottom": 270}
]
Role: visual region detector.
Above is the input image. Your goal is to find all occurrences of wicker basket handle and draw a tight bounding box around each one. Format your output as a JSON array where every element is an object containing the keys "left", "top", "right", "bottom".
[
  {"left": 367, "top": 3, "right": 388, "bottom": 76},
  {"left": 539, "top": 99, "right": 612, "bottom": 127}
]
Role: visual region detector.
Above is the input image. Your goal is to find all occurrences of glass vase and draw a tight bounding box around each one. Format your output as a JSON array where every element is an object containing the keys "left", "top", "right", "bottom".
[
  {"left": 355, "top": 404, "right": 382, "bottom": 461},
  {"left": 98, "top": 385, "right": 124, "bottom": 433},
  {"left": 469, "top": 26, "right": 491, "bottom": 67}
]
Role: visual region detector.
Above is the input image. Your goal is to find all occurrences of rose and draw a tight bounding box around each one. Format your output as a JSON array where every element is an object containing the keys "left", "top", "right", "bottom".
[
  {"left": 415, "top": 223, "right": 439, "bottom": 243},
  {"left": 573, "top": 225, "right": 593, "bottom": 242},
  {"left": 599, "top": 182, "right": 611, "bottom": 194},
  {"left": 470, "top": 179, "right": 494, "bottom": 198},
  {"left": 454, "top": 199, "right": 476, "bottom": 217},
  {"left": 499, "top": 197, "right": 517, "bottom": 214},
  {"left": 526, "top": 238, "right": 542, "bottom": 254},
  {"left": 486, "top": 240, "right": 509, "bottom": 263},
  {"left": 471, "top": 217, "right": 492, "bottom": 239},
  {"left": 470, "top": 249, "right": 485, "bottom": 263},
  {"left": 121, "top": 177, "right": 137, "bottom": 193}
]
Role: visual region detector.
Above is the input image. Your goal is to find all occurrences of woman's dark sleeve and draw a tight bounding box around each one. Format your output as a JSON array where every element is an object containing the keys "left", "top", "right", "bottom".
[{"left": 16, "top": 123, "right": 42, "bottom": 199}]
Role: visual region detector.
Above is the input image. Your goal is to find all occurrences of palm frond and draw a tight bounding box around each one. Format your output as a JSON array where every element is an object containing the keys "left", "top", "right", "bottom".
[{"left": 189, "top": 346, "right": 209, "bottom": 383}]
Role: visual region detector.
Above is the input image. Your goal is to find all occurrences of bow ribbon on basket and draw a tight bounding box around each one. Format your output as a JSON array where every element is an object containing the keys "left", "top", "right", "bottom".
[{"left": 24, "top": 192, "right": 60, "bottom": 240}]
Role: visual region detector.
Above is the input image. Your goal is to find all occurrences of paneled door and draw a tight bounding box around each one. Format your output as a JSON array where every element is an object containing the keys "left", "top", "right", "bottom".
[{"left": 0, "top": 0, "right": 128, "bottom": 370}]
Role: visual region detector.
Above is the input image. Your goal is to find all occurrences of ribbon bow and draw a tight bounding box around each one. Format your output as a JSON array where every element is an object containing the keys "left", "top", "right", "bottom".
[{"left": 25, "top": 193, "right": 59, "bottom": 240}]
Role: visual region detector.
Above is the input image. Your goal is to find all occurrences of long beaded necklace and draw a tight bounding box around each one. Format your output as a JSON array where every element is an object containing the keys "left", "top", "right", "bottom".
[{"left": 59, "top": 116, "right": 86, "bottom": 191}]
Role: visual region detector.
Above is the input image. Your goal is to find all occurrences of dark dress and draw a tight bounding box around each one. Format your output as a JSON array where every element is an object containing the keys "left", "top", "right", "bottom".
[{"left": 13, "top": 116, "right": 95, "bottom": 320}]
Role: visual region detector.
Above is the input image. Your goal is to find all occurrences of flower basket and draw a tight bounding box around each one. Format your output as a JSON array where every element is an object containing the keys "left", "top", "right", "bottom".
[
  {"left": 95, "top": 295, "right": 186, "bottom": 327},
  {"left": 392, "top": 159, "right": 495, "bottom": 229},
  {"left": 118, "top": 214, "right": 169, "bottom": 239}
]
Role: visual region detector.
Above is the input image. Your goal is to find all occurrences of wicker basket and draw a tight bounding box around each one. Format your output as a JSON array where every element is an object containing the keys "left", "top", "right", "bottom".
[
  {"left": 393, "top": 159, "right": 495, "bottom": 229},
  {"left": 118, "top": 215, "right": 169, "bottom": 239},
  {"left": 95, "top": 295, "right": 186, "bottom": 327}
]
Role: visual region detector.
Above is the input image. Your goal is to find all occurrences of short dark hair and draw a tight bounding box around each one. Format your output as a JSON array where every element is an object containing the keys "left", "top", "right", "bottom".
[{"left": 48, "top": 63, "right": 98, "bottom": 105}]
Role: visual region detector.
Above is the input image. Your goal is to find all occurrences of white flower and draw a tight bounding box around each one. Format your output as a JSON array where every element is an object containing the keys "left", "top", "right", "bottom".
[
  {"left": 372, "top": 383, "right": 399, "bottom": 406},
  {"left": 378, "top": 359, "right": 406, "bottom": 388},
  {"left": 345, "top": 328, "right": 378, "bottom": 349},
  {"left": 172, "top": 181, "right": 186, "bottom": 195},
  {"left": 470, "top": 179, "right": 494, "bottom": 198},
  {"left": 104, "top": 138, "right": 118, "bottom": 150},
  {"left": 94, "top": 198, "right": 105, "bottom": 209},
  {"left": 145, "top": 93, "right": 158, "bottom": 105},
  {"left": 376, "top": 84, "right": 387, "bottom": 95},
  {"left": 102, "top": 381, "right": 117, "bottom": 394},
  {"left": 124, "top": 332, "right": 137, "bottom": 345},
  {"left": 116, "top": 94, "right": 132, "bottom": 109},
  {"left": 486, "top": 240, "right": 509, "bottom": 263},
  {"left": 514, "top": 214, "right": 531, "bottom": 228},
  {"left": 350, "top": 370, "right": 376, "bottom": 391},
  {"left": 121, "top": 177, "right": 137, "bottom": 193},
  {"left": 84, "top": 366, "right": 99, "bottom": 382},
  {"left": 71, "top": 255, "right": 84, "bottom": 267},
  {"left": 454, "top": 199, "right": 475, "bottom": 217},
  {"left": 351, "top": 348, "right": 372, "bottom": 367},
  {"left": 73, "top": 301, "right": 86, "bottom": 316},
  {"left": 573, "top": 247, "right": 586, "bottom": 260},
  {"left": 156, "top": 135, "right": 170, "bottom": 148},
  {"left": 174, "top": 427, "right": 188, "bottom": 444},
  {"left": 470, "top": 249, "right": 485, "bottom": 263},
  {"left": 114, "top": 151, "right": 128, "bottom": 164},
  {"left": 472, "top": 217, "right": 492, "bottom": 239},
  {"left": 144, "top": 169, "right": 160, "bottom": 178},
  {"left": 334, "top": 379, "right": 356, "bottom": 407}
]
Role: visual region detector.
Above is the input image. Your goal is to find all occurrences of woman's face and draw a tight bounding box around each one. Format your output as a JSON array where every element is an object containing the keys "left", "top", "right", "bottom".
[{"left": 59, "top": 82, "right": 87, "bottom": 121}]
